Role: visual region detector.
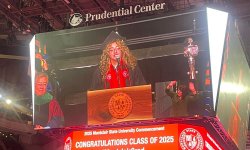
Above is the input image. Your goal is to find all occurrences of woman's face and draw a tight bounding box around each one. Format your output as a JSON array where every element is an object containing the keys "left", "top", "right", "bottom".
[
  {"left": 108, "top": 42, "right": 122, "bottom": 62},
  {"left": 35, "top": 76, "right": 48, "bottom": 96},
  {"left": 177, "top": 90, "right": 183, "bottom": 98}
]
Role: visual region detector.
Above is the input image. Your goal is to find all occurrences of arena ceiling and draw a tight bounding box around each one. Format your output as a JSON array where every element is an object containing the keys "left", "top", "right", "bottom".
[
  {"left": 0, "top": 0, "right": 249, "bottom": 59},
  {"left": 0, "top": 0, "right": 248, "bottom": 53}
]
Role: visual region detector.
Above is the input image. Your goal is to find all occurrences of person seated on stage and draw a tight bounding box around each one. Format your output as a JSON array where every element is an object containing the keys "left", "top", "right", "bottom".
[
  {"left": 34, "top": 72, "right": 64, "bottom": 129},
  {"left": 91, "top": 31, "right": 146, "bottom": 90}
]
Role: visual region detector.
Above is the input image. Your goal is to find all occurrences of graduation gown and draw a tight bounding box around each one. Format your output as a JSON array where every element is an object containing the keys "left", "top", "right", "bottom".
[
  {"left": 91, "top": 64, "right": 146, "bottom": 90},
  {"left": 34, "top": 93, "right": 64, "bottom": 128}
]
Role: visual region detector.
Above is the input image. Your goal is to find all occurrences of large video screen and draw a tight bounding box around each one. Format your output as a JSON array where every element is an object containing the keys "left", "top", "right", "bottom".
[
  {"left": 30, "top": 8, "right": 215, "bottom": 129},
  {"left": 216, "top": 18, "right": 250, "bottom": 150}
]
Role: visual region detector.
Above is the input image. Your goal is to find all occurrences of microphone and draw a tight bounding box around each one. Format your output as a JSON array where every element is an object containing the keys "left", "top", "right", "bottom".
[
  {"left": 115, "top": 56, "right": 121, "bottom": 87},
  {"left": 115, "top": 56, "right": 120, "bottom": 70}
]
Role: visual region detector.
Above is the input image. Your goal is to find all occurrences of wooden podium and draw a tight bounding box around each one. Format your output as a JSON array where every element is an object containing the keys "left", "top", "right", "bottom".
[{"left": 87, "top": 85, "right": 153, "bottom": 125}]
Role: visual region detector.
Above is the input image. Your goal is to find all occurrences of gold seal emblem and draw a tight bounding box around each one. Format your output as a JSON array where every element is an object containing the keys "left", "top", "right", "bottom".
[{"left": 108, "top": 92, "right": 133, "bottom": 119}]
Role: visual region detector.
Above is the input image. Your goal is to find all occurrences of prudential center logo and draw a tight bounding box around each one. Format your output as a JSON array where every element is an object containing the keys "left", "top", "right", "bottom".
[{"left": 69, "top": 13, "right": 83, "bottom": 27}]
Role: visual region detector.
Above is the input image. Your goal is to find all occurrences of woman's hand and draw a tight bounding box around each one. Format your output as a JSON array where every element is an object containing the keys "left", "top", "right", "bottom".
[{"left": 166, "top": 80, "right": 177, "bottom": 89}]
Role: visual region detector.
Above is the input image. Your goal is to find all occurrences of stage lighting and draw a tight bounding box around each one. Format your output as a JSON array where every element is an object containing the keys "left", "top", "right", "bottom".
[
  {"left": 207, "top": 7, "right": 228, "bottom": 110},
  {"left": 29, "top": 36, "right": 36, "bottom": 124},
  {"left": 5, "top": 99, "right": 12, "bottom": 105},
  {"left": 220, "top": 82, "right": 247, "bottom": 94}
]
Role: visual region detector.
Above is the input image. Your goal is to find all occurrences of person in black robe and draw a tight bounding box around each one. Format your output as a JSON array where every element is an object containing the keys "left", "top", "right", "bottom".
[{"left": 91, "top": 31, "right": 146, "bottom": 90}]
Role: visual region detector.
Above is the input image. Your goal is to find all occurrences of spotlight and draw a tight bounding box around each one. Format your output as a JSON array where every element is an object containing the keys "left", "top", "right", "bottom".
[
  {"left": 0, "top": 94, "right": 2, "bottom": 98},
  {"left": 6, "top": 99, "right": 12, "bottom": 105}
]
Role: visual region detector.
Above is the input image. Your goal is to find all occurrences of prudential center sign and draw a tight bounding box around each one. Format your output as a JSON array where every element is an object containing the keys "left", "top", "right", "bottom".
[{"left": 69, "top": 2, "right": 166, "bottom": 26}]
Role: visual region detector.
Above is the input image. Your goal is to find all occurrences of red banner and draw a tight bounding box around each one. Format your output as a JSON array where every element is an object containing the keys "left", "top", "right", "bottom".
[{"left": 64, "top": 124, "right": 222, "bottom": 150}]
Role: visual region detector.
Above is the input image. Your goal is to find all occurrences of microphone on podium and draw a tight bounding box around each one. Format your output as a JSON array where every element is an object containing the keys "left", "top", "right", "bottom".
[
  {"left": 115, "top": 56, "right": 121, "bottom": 87},
  {"left": 115, "top": 56, "right": 120, "bottom": 71}
]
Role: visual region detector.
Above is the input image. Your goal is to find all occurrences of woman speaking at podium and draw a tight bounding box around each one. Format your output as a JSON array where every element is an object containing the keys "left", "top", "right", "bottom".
[{"left": 91, "top": 31, "right": 145, "bottom": 90}]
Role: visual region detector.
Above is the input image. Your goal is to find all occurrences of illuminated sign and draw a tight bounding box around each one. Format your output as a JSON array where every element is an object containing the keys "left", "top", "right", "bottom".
[
  {"left": 85, "top": 3, "right": 166, "bottom": 22},
  {"left": 69, "top": 2, "right": 166, "bottom": 26},
  {"left": 64, "top": 124, "right": 222, "bottom": 150}
]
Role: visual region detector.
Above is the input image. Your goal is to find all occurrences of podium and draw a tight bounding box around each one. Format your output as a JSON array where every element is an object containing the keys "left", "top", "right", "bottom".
[{"left": 87, "top": 85, "right": 153, "bottom": 125}]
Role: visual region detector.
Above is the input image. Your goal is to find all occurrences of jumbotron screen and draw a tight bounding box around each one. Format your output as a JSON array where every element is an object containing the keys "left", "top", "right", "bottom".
[
  {"left": 29, "top": 7, "right": 228, "bottom": 129},
  {"left": 216, "top": 18, "right": 250, "bottom": 150}
]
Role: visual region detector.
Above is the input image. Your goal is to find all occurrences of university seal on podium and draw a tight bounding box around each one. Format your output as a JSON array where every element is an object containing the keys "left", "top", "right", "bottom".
[{"left": 108, "top": 92, "right": 132, "bottom": 119}]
